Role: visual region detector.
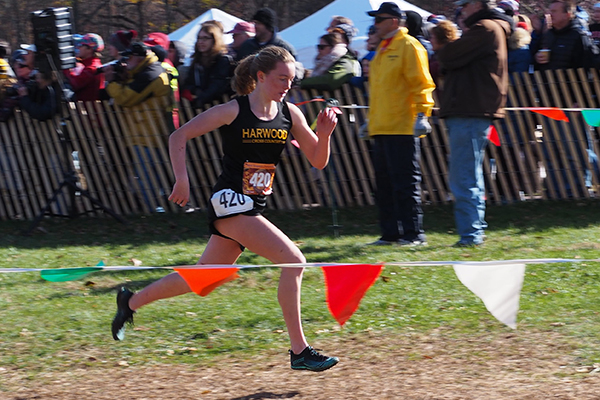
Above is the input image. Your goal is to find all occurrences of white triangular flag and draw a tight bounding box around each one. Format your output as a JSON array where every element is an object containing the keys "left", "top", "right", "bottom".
[{"left": 453, "top": 263, "right": 526, "bottom": 329}]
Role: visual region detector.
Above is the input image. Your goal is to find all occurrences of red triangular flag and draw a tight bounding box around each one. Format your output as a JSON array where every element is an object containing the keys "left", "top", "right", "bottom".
[
  {"left": 322, "top": 264, "right": 383, "bottom": 326},
  {"left": 487, "top": 125, "right": 500, "bottom": 147},
  {"left": 174, "top": 267, "right": 239, "bottom": 296},
  {"left": 529, "top": 107, "right": 569, "bottom": 122}
]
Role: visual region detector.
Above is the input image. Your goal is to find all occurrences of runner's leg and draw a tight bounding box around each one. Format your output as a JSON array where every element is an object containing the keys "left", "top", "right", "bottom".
[
  {"left": 129, "top": 235, "right": 243, "bottom": 310},
  {"left": 215, "top": 214, "right": 308, "bottom": 354}
]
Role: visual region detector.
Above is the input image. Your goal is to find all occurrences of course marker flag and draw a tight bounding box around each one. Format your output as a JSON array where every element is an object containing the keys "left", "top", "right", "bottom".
[
  {"left": 528, "top": 107, "right": 569, "bottom": 122},
  {"left": 487, "top": 125, "right": 500, "bottom": 147},
  {"left": 322, "top": 264, "right": 383, "bottom": 326},
  {"left": 581, "top": 109, "right": 600, "bottom": 127},
  {"left": 40, "top": 261, "right": 105, "bottom": 282},
  {"left": 453, "top": 263, "right": 525, "bottom": 329},
  {"left": 174, "top": 267, "right": 240, "bottom": 296},
  {"left": 40, "top": 267, "right": 103, "bottom": 282},
  {"left": 6, "top": 258, "right": 598, "bottom": 328}
]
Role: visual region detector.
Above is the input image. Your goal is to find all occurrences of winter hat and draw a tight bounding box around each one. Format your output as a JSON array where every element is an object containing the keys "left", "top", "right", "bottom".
[
  {"left": 405, "top": 10, "right": 425, "bottom": 37},
  {"left": 109, "top": 30, "right": 137, "bottom": 52},
  {"left": 498, "top": 0, "right": 519, "bottom": 16},
  {"left": 428, "top": 15, "right": 447, "bottom": 25},
  {"left": 148, "top": 44, "right": 167, "bottom": 62},
  {"left": 332, "top": 23, "right": 357, "bottom": 42},
  {"left": 122, "top": 42, "right": 148, "bottom": 57},
  {"left": 516, "top": 21, "right": 529, "bottom": 30},
  {"left": 144, "top": 32, "right": 170, "bottom": 52},
  {"left": 253, "top": 7, "right": 277, "bottom": 32},
  {"left": 80, "top": 33, "right": 105, "bottom": 52}
]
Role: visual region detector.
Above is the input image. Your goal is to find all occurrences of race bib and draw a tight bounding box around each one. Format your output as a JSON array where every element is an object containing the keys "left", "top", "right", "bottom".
[
  {"left": 243, "top": 162, "right": 276, "bottom": 195},
  {"left": 211, "top": 188, "right": 254, "bottom": 218}
]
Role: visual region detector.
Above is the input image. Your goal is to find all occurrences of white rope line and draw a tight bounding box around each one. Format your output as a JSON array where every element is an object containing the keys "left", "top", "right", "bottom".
[
  {"left": 334, "top": 104, "right": 600, "bottom": 112},
  {"left": 1, "top": 258, "right": 598, "bottom": 274}
]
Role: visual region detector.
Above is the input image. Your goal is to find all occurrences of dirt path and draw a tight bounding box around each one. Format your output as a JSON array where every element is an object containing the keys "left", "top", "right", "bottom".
[{"left": 3, "top": 331, "right": 599, "bottom": 400}]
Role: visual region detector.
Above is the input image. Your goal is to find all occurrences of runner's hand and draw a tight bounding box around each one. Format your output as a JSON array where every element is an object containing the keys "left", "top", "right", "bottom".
[
  {"left": 316, "top": 107, "right": 338, "bottom": 138},
  {"left": 169, "top": 179, "right": 190, "bottom": 207}
]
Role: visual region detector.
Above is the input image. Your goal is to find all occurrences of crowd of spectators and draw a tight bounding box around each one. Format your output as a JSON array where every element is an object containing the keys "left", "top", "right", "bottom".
[
  {"left": 1, "top": 0, "right": 600, "bottom": 222},
  {"left": 2, "top": 2, "right": 600, "bottom": 119}
]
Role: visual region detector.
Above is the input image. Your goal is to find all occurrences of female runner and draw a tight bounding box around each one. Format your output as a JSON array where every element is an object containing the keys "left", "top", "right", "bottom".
[{"left": 112, "top": 46, "right": 339, "bottom": 372}]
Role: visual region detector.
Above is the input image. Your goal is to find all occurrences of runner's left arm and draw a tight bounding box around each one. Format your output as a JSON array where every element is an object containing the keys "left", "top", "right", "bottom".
[{"left": 288, "top": 103, "right": 337, "bottom": 170}]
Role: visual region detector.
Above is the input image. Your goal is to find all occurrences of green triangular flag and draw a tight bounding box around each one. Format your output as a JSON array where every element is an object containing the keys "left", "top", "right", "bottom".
[
  {"left": 581, "top": 110, "right": 600, "bottom": 127},
  {"left": 40, "top": 267, "right": 103, "bottom": 282}
]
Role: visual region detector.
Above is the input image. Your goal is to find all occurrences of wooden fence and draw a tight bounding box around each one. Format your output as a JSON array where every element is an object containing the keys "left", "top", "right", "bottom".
[{"left": 1, "top": 68, "right": 599, "bottom": 221}]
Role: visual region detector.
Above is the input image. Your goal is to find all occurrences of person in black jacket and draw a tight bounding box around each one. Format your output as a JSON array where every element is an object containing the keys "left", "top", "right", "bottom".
[
  {"left": 18, "top": 70, "right": 60, "bottom": 121},
  {"left": 236, "top": 7, "right": 297, "bottom": 61},
  {"left": 181, "top": 23, "right": 233, "bottom": 108},
  {"left": 405, "top": 10, "right": 433, "bottom": 60},
  {"left": 530, "top": 0, "right": 599, "bottom": 197},
  {"left": 531, "top": 0, "right": 597, "bottom": 70}
]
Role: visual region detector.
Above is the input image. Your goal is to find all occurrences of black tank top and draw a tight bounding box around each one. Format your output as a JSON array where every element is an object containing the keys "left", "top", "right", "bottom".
[{"left": 215, "top": 95, "right": 293, "bottom": 196}]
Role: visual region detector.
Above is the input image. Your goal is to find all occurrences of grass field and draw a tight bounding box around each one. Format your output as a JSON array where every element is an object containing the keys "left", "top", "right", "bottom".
[{"left": 1, "top": 200, "right": 600, "bottom": 397}]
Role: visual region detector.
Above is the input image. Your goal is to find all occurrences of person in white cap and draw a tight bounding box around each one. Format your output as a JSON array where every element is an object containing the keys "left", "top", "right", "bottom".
[{"left": 19, "top": 44, "right": 36, "bottom": 70}]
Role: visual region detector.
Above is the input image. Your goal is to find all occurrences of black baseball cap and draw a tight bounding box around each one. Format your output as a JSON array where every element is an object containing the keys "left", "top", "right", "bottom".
[{"left": 367, "top": 2, "right": 404, "bottom": 18}]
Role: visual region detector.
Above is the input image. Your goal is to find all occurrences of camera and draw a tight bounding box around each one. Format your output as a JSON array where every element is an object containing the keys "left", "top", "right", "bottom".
[
  {"left": 96, "top": 57, "right": 128, "bottom": 77},
  {"left": 5, "top": 85, "right": 20, "bottom": 97},
  {"left": 5, "top": 80, "right": 38, "bottom": 98}
]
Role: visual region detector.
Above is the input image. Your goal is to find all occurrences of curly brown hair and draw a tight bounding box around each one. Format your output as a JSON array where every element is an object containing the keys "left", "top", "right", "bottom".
[{"left": 429, "top": 20, "right": 459, "bottom": 46}]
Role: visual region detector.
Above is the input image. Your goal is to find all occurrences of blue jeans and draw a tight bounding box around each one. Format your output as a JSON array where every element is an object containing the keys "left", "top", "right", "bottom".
[
  {"left": 132, "top": 145, "right": 165, "bottom": 212},
  {"left": 542, "top": 116, "right": 598, "bottom": 198},
  {"left": 371, "top": 135, "right": 425, "bottom": 242},
  {"left": 446, "top": 117, "right": 491, "bottom": 245}
]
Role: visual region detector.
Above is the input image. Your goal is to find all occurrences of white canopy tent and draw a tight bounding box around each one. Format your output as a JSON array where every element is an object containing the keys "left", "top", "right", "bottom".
[
  {"left": 168, "top": 8, "right": 244, "bottom": 61},
  {"left": 279, "top": 0, "right": 432, "bottom": 69}
]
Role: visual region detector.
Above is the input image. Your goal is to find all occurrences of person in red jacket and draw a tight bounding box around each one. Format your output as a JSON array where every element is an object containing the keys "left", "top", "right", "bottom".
[{"left": 63, "top": 33, "right": 105, "bottom": 102}]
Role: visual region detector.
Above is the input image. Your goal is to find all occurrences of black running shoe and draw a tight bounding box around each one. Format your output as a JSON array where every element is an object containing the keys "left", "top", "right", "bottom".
[
  {"left": 289, "top": 346, "right": 339, "bottom": 372},
  {"left": 112, "top": 287, "right": 135, "bottom": 341}
]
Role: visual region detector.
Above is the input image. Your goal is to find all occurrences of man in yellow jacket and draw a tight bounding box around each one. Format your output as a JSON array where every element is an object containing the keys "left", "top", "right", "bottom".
[
  {"left": 105, "top": 42, "right": 172, "bottom": 212},
  {"left": 366, "top": 2, "right": 435, "bottom": 246},
  {"left": 106, "top": 42, "right": 172, "bottom": 146}
]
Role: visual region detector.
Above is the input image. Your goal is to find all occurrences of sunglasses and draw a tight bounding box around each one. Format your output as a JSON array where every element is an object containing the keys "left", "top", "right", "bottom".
[
  {"left": 374, "top": 16, "right": 397, "bottom": 24},
  {"left": 197, "top": 35, "right": 213, "bottom": 41},
  {"left": 317, "top": 44, "right": 332, "bottom": 50}
]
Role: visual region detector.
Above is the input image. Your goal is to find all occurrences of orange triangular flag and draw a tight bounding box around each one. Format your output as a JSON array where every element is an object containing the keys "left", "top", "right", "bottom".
[
  {"left": 174, "top": 267, "right": 240, "bottom": 297},
  {"left": 529, "top": 107, "right": 569, "bottom": 122},
  {"left": 322, "top": 264, "right": 383, "bottom": 326},
  {"left": 487, "top": 125, "right": 500, "bottom": 147}
]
